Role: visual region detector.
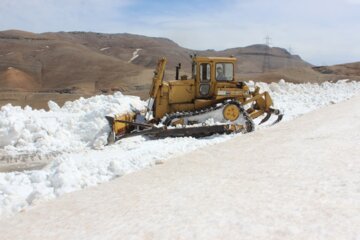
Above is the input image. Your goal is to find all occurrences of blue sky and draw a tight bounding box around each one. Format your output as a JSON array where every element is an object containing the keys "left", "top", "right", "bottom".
[{"left": 1, "top": 0, "right": 360, "bottom": 65}]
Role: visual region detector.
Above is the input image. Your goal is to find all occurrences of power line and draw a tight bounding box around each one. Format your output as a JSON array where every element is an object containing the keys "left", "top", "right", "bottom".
[{"left": 262, "top": 35, "right": 271, "bottom": 73}]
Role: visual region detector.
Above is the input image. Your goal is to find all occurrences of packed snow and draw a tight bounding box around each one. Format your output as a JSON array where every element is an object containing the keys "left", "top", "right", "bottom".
[
  {"left": 0, "top": 80, "right": 360, "bottom": 217},
  {"left": 0, "top": 92, "right": 146, "bottom": 155},
  {"left": 128, "top": 48, "right": 142, "bottom": 63},
  {"left": 254, "top": 79, "right": 359, "bottom": 121}
]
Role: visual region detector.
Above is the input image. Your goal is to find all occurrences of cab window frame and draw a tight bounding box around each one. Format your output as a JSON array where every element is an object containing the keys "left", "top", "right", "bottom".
[
  {"left": 215, "top": 62, "right": 234, "bottom": 81},
  {"left": 199, "top": 63, "right": 211, "bottom": 82}
]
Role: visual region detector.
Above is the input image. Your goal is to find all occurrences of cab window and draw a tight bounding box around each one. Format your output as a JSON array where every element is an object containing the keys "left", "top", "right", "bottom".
[
  {"left": 200, "top": 63, "right": 211, "bottom": 82},
  {"left": 216, "top": 63, "right": 234, "bottom": 81}
]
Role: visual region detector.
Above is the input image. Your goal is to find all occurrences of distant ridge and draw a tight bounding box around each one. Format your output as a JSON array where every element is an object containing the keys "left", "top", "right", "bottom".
[{"left": 0, "top": 29, "right": 359, "bottom": 97}]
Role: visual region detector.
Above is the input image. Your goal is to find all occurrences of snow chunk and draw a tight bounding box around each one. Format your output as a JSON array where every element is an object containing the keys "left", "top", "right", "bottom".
[{"left": 0, "top": 93, "right": 146, "bottom": 155}]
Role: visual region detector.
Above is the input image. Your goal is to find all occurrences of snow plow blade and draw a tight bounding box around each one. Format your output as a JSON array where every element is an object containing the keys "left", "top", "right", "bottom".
[
  {"left": 105, "top": 114, "right": 137, "bottom": 144},
  {"left": 106, "top": 116, "right": 245, "bottom": 144}
]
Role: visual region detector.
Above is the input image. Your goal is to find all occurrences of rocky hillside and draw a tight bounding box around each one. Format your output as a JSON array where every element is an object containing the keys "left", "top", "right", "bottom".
[
  {"left": 313, "top": 62, "right": 360, "bottom": 80},
  {"left": 0, "top": 30, "right": 144, "bottom": 94},
  {"left": 1, "top": 29, "right": 359, "bottom": 101},
  {"left": 0, "top": 30, "right": 317, "bottom": 94}
]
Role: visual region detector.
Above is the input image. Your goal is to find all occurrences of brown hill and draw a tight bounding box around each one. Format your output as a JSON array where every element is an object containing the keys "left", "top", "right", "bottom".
[
  {"left": 313, "top": 62, "right": 360, "bottom": 81},
  {"left": 0, "top": 30, "right": 147, "bottom": 95},
  {"left": 39, "top": 31, "right": 312, "bottom": 74},
  {"left": 0, "top": 30, "right": 315, "bottom": 93},
  {"left": 40, "top": 31, "right": 192, "bottom": 71}
]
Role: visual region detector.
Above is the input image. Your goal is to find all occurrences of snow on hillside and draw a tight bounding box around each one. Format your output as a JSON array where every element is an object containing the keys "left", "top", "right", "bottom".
[
  {"left": 0, "top": 80, "right": 360, "bottom": 217},
  {"left": 128, "top": 48, "right": 142, "bottom": 63}
]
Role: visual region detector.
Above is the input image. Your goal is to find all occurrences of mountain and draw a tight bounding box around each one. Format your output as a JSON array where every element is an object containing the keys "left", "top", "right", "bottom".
[
  {"left": 0, "top": 30, "right": 311, "bottom": 92},
  {"left": 0, "top": 30, "right": 359, "bottom": 108},
  {"left": 0, "top": 30, "right": 143, "bottom": 94}
]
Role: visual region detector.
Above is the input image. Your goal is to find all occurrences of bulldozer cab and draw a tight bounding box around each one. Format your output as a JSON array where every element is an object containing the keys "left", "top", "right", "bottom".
[{"left": 192, "top": 56, "right": 236, "bottom": 99}]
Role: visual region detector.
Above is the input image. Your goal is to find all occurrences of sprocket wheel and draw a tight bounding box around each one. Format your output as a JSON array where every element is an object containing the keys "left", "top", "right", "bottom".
[{"left": 223, "top": 103, "right": 241, "bottom": 121}]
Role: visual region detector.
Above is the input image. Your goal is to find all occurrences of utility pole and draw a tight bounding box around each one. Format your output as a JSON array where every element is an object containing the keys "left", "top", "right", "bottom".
[{"left": 262, "top": 35, "right": 271, "bottom": 73}]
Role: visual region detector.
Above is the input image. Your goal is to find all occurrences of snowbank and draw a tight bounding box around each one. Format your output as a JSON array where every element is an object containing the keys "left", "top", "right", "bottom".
[
  {"left": 0, "top": 92, "right": 146, "bottom": 155},
  {"left": 0, "top": 80, "right": 360, "bottom": 217},
  {"left": 254, "top": 79, "right": 360, "bottom": 121}
]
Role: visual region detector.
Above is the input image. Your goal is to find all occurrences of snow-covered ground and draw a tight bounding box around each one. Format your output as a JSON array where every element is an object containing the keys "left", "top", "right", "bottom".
[
  {"left": 0, "top": 80, "right": 360, "bottom": 217},
  {"left": 1, "top": 94, "right": 359, "bottom": 240}
]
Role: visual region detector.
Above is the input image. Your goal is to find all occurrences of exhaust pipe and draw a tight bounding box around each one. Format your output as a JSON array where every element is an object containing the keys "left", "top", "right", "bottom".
[{"left": 175, "top": 63, "right": 181, "bottom": 80}]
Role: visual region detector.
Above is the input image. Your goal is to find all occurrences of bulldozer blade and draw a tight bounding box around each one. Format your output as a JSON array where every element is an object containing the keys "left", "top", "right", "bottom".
[
  {"left": 105, "top": 116, "right": 114, "bottom": 128},
  {"left": 105, "top": 116, "right": 115, "bottom": 145},
  {"left": 107, "top": 130, "right": 115, "bottom": 145},
  {"left": 114, "top": 119, "right": 153, "bottom": 128},
  {"left": 259, "top": 112, "right": 271, "bottom": 125},
  {"left": 272, "top": 114, "right": 283, "bottom": 125}
]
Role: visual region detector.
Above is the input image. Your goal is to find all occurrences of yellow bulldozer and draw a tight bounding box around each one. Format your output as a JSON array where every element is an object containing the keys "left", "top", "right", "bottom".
[{"left": 106, "top": 55, "right": 282, "bottom": 144}]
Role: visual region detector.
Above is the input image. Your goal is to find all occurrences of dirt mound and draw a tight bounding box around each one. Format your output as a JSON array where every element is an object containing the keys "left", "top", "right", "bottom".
[
  {"left": 0, "top": 30, "right": 314, "bottom": 96},
  {"left": 313, "top": 62, "right": 360, "bottom": 81},
  {"left": 0, "top": 67, "right": 39, "bottom": 91}
]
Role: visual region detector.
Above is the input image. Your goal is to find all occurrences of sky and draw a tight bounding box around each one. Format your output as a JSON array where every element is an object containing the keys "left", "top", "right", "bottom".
[{"left": 1, "top": 0, "right": 359, "bottom": 65}]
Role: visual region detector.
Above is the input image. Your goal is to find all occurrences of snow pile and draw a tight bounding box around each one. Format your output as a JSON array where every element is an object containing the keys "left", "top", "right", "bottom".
[
  {"left": 253, "top": 79, "right": 360, "bottom": 121},
  {"left": 0, "top": 80, "right": 360, "bottom": 217},
  {"left": 0, "top": 92, "right": 146, "bottom": 155}
]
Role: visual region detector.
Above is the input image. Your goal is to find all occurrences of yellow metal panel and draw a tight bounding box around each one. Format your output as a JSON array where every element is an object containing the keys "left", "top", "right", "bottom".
[
  {"left": 170, "top": 103, "right": 195, "bottom": 113},
  {"left": 113, "top": 113, "right": 136, "bottom": 135},
  {"left": 149, "top": 58, "right": 167, "bottom": 98},
  {"left": 216, "top": 88, "right": 250, "bottom": 97},
  {"left": 154, "top": 83, "right": 170, "bottom": 119},
  {"left": 168, "top": 80, "right": 195, "bottom": 104},
  {"left": 194, "top": 56, "right": 236, "bottom": 62},
  {"left": 194, "top": 99, "right": 215, "bottom": 109}
]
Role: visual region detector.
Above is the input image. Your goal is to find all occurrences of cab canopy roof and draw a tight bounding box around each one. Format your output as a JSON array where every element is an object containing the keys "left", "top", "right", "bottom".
[{"left": 193, "top": 56, "right": 237, "bottom": 63}]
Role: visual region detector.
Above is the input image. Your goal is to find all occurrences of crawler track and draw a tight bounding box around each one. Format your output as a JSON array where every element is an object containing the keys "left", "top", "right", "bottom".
[{"left": 162, "top": 99, "right": 255, "bottom": 133}]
